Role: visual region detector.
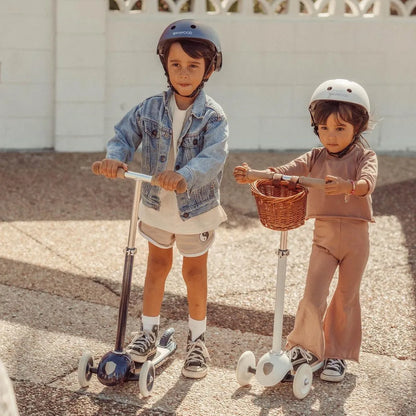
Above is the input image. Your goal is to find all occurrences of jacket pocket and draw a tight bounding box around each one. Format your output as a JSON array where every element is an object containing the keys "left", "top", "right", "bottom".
[{"left": 180, "top": 133, "right": 204, "bottom": 160}]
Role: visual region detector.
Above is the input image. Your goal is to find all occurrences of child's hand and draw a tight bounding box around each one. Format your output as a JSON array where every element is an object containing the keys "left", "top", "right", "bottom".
[
  {"left": 92, "top": 159, "right": 128, "bottom": 178},
  {"left": 154, "top": 170, "right": 186, "bottom": 192},
  {"left": 233, "top": 163, "right": 253, "bottom": 184},
  {"left": 324, "top": 175, "right": 351, "bottom": 195}
]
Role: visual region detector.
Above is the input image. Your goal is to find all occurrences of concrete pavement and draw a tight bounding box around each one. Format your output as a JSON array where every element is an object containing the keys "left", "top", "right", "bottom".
[{"left": 0, "top": 151, "right": 415, "bottom": 415}]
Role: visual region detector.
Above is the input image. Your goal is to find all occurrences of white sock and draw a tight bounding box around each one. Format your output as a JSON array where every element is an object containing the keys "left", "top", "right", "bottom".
[
  {"left": 141, "top": 315, "right": 160, "bottom": 332},
  {"left": 188, "top": 316, "right": 206, "bottom": 341}
]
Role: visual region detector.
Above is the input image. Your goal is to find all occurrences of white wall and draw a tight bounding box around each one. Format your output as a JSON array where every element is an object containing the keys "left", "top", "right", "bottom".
[
  {"left": 0, "top": 0, "right": 55, "bottom": 149},
  {"left": 105, "top": 13, "right": 416, "bottom": 153},
  {"left": 0, "top": 1, "right": 415, "bottom": 152},
  {"left": 55, "top": 0, "right": 106, "bottom": 151}
]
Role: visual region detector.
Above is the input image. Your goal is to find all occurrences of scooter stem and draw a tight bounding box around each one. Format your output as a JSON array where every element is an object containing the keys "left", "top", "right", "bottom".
[
  {"left": 126, "top": 179, "right": 141, "bottom": 248},
  {"left": 114, "top": 179, "right": 142, "bottom": 352},
  {"left": 271, "top": 230, "right": 289, "bottom": 353}
]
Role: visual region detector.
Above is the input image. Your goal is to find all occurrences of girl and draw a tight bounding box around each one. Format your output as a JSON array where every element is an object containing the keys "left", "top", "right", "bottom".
[
  {"left": 95, "top": 19, "right": 228, "bottom": 379},
  {"left": 234, "top": 79, "right": 377, "bottom": 382}
]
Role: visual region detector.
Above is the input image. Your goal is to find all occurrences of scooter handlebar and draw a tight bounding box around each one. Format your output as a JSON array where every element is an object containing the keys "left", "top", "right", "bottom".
[
  {"left": 247, "top": 170, "right": 325, "bottom": 189},
  {"left": 91, "top": 161, "right": 187, "bottom": 194}
]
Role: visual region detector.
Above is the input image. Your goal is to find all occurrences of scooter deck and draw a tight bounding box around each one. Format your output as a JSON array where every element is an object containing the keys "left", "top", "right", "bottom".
[{"left": 133, "top": 341, "right": 177, "bottom": 374}]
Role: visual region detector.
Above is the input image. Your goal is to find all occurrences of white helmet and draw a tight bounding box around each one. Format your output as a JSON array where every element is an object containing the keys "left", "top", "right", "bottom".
[{"left": 309, "top": 79, "right": 370, "bottom": 113}]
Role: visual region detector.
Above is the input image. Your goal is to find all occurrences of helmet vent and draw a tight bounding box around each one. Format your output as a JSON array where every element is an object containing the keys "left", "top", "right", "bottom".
[
  {"left": 327, "top": 86, "right": 332, "bottom": 91},
  {"left": 347, "top": 88, "right": 352, "bottom": 93},
  {"left": 191, "top": 24, "right": 196, "bottom": 29},
  {"left": 171, "top": 25, "right": 176, "bottom": 30}
]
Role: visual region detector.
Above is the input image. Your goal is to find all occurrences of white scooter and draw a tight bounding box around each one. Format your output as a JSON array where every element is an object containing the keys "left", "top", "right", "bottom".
[{"left": 235, "top": 171, "right": 325, "bottom": 399}]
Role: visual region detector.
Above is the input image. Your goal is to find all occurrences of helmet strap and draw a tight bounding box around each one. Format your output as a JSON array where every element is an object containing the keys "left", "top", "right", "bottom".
[
  {"left": 326, "top": 138, "right": 357, "bottom": 158},
  {"left": 309, "top": 106, "right": 359, "bottom": 158},
  {"left": 309, "top": 107, "right": 319, "bottom": 136}
]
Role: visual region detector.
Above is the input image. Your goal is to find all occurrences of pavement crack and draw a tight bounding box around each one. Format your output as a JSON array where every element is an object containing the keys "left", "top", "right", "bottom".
[
  {"left": 46, "top": 364, "right": 79, "bottom": 385},
  {"left": 5, "top": 221, "right": 88, "bottom": 276},
  {"left": 91, "top": 277, "right": 121, "bottom": 297},
  {"left": 3, "top": 221, "right": 127, "bottom": 299}
]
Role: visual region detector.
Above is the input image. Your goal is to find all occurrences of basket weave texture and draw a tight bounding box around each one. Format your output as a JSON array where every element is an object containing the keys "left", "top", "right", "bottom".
[{"left": 251, "top": 179, "right": 307, "bottom": 231}]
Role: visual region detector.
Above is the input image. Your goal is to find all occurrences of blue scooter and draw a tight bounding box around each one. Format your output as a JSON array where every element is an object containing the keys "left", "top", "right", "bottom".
[{"left": 77, "top": 162, "right": 186, "bottom": 397}]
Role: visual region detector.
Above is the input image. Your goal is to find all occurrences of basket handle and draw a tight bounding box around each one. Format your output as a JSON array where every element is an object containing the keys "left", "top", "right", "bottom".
[{"left": 247, "top": 170, "right": 325, "bottom": 189}]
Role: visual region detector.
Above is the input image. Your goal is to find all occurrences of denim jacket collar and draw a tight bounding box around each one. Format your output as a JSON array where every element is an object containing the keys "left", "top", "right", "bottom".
[{"left": 163, "top": 88, "right": 207, "bottom": 120}]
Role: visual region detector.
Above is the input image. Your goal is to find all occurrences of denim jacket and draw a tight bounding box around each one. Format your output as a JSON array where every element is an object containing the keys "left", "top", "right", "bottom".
[{"left": 106, "top": 88, "right": 229, "bottom": 221}]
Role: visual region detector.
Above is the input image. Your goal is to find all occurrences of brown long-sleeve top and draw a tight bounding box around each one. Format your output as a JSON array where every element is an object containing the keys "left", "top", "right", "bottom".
[{"left": 272, "top": 145, "right": 378, "bottom": 222}]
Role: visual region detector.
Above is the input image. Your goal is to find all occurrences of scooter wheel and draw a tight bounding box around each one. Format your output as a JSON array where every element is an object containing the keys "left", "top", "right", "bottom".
[
  {"left": 293, "top": 363, "right": 313, "bottom": 399},
  {"left": 139, "top": 360, "right": 155, "bottom": 397},
  {"left": 236, "top": 351, "right": 256, "bottom": 386},
  {"left": 78, "top": 351, "right": 93, "bottom": 388},
  {"left": 159, "top": 328, "right": 175, "bottom": 347}
]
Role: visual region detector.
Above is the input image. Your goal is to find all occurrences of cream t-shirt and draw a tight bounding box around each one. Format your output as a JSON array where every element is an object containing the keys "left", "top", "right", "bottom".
[{"left": 138, "top": 95, "right": 227, "bottom": 234}]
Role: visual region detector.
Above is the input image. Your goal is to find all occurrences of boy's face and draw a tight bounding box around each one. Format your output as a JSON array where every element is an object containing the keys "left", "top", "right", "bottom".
[
  {"left": 317, "top": 113, "right": 355, "bottom": 153},
  {"left": 167, "top": 42, "right": 209, "bottom": 107}
]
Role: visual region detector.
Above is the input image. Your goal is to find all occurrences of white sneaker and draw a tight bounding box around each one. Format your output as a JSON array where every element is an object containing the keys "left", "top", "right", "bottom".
[{"left": 320, "top": 358, "right": 346, "bottom": 382}]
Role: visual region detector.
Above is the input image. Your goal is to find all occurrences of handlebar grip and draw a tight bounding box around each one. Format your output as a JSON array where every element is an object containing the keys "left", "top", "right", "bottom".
[
  {"left": 172, "top": 179, "right": 187, "bottom": 194},
  {"left": 246, "top": 170, "right": 275, "bottom": 181},
  {"left": 91, "top": 161, "right": 101, "bottom": 175},
  {"left": 91, "top": 161, "right": 126, "bottom": 178},
  {"left": 297, "top": 176, "right": 326, "bottom": 189},
  {"left": 91, "top": 161, "right": 187, "bottom": 193},
  {"left": 246, "top": 169, "right": 326, "bottom": 189},
  {"left": 148, "top": 176, "right": 187, "bottom": 194}
]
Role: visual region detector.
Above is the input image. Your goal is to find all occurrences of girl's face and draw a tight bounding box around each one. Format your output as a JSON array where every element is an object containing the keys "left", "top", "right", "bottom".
[
  {"left": 317, "top": 113, "right": 355, "bottom": 153},
  {"left": 167, "top": 42, "right": 208, "bottom": 108}
]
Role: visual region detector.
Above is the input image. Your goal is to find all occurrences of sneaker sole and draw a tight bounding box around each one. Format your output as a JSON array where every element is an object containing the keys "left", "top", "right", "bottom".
[
  {"left": 320, "top": 372, "right": 345, "bottom": 382},
  {"left": 127, "top": 349, "right": 157, "bottom": 364},
  {"left": 181, "top": 367, "right": 207, "bottom": 379}
]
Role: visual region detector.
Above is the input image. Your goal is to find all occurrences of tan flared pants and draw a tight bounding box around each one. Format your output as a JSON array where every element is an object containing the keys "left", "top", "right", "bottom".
[{"left": 286, "top": 218, "right": 370, "bottom": 362}]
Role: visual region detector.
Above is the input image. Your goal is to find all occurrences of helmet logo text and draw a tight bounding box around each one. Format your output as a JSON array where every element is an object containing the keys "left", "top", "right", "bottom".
[{"left": 173, "top": 31, "right": 192, "bottom": 36}]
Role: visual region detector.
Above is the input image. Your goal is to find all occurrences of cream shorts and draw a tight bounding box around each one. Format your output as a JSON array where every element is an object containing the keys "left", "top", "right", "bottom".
[{"left": 139, "top": 221, "right": 215, "bottom": 257}]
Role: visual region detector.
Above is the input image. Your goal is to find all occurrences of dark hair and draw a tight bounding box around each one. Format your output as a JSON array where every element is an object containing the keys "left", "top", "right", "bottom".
[
  {"left": 162, "top": 38, "right": 217, "bottom": 76},
  {"left": 310, "top": 100, "right": 370, "bottom": 146}
]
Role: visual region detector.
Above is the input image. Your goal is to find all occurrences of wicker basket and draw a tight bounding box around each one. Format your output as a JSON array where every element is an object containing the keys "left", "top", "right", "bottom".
[{"left": 250, "top": 179, "right": 307, "bottom": 231}]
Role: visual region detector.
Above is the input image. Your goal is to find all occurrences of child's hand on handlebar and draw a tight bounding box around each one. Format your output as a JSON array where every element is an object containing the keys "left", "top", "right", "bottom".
[
  {"left": 233, "top": 163, "right": 253, "bottom": 184},
  {"left": 154, "top": 170, "right": 186, "bottom": 192},
  {"left": 324, "top": 175, "right": 351, "bottom": 195},
  {"left": 92, "top": 159, "right": 128, "bottom": 179}
]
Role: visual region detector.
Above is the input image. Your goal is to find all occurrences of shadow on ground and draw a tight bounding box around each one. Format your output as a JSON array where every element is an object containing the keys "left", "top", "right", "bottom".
[
  {"left": 1, "top": 151, "right": 414, "bottom": 333},
  {"left": 0, "top": 256, "right": 293, "bottom": 338}
]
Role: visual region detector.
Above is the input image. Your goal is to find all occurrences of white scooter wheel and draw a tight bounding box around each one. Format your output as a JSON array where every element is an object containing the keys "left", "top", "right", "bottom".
[
  {"left": 236, "top": 351, "right": 256, "bottom": 386},
  {"left": 78, "top": 351, "right": 93, "bottom": 388},
  {"left": 139, "top": 360, "right": 155, "bottom": 397},
  {"left": 293, "top": 363, "right": 313, "bottom": 399}
]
